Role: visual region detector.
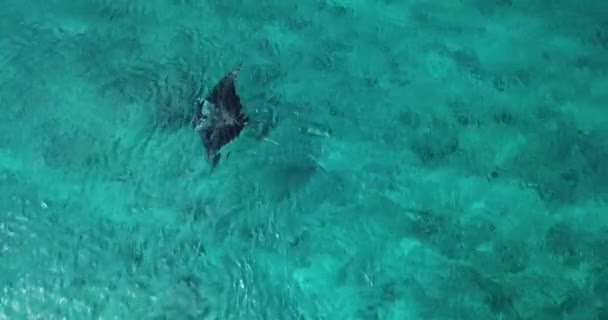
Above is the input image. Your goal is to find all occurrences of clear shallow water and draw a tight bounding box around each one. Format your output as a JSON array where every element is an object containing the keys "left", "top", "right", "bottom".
[{"left": 1, "top": 1, "right": 607, "bottom": 319}]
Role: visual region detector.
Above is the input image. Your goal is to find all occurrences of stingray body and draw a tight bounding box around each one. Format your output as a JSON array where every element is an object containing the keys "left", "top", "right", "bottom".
[{"left": 192, "top": 65, "right": 249, "bottom": 170}]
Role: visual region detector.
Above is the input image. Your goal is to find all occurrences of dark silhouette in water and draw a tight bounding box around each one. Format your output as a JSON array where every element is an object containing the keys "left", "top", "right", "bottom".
[{"left": 192, "top": 64, "right": 249, "bottom": 171}]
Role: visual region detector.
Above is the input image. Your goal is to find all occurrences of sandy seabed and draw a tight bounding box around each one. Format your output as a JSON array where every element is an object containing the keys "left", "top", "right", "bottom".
[{"left": 1, "top": 1, "right": 607, "bottom": 319}]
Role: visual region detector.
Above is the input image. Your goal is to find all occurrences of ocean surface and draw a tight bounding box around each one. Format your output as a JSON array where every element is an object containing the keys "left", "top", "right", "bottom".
[{"left": 1, "top": 0, "right": 607, "bottom": 319}]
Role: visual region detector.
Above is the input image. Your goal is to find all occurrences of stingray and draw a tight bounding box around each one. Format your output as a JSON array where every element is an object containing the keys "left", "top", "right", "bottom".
[{"left": 192, "top": 64, "right": 249, "bottom": 171}]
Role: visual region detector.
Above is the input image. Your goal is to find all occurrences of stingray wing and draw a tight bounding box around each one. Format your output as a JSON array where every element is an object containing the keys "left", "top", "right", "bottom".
[
  {"left": 206, "top": 64, "right": 249, "bottom": 145},
  {"left": 198, "top": 121, "right": 247, "bottom": 169},
  {"left": 198, "top": 64, "right": 249, "bottom": 170},
  {"left": 207, "top": 64, "right": 244, "bottom": 118},
  {"left": 211, "top": 121, "right": 247, "bottom": 151}
]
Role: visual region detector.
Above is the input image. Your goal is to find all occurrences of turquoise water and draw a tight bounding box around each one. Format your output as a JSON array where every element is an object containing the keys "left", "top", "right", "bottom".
[{"left": 1, "top": 0, "right": 607, "bottom": 319}]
